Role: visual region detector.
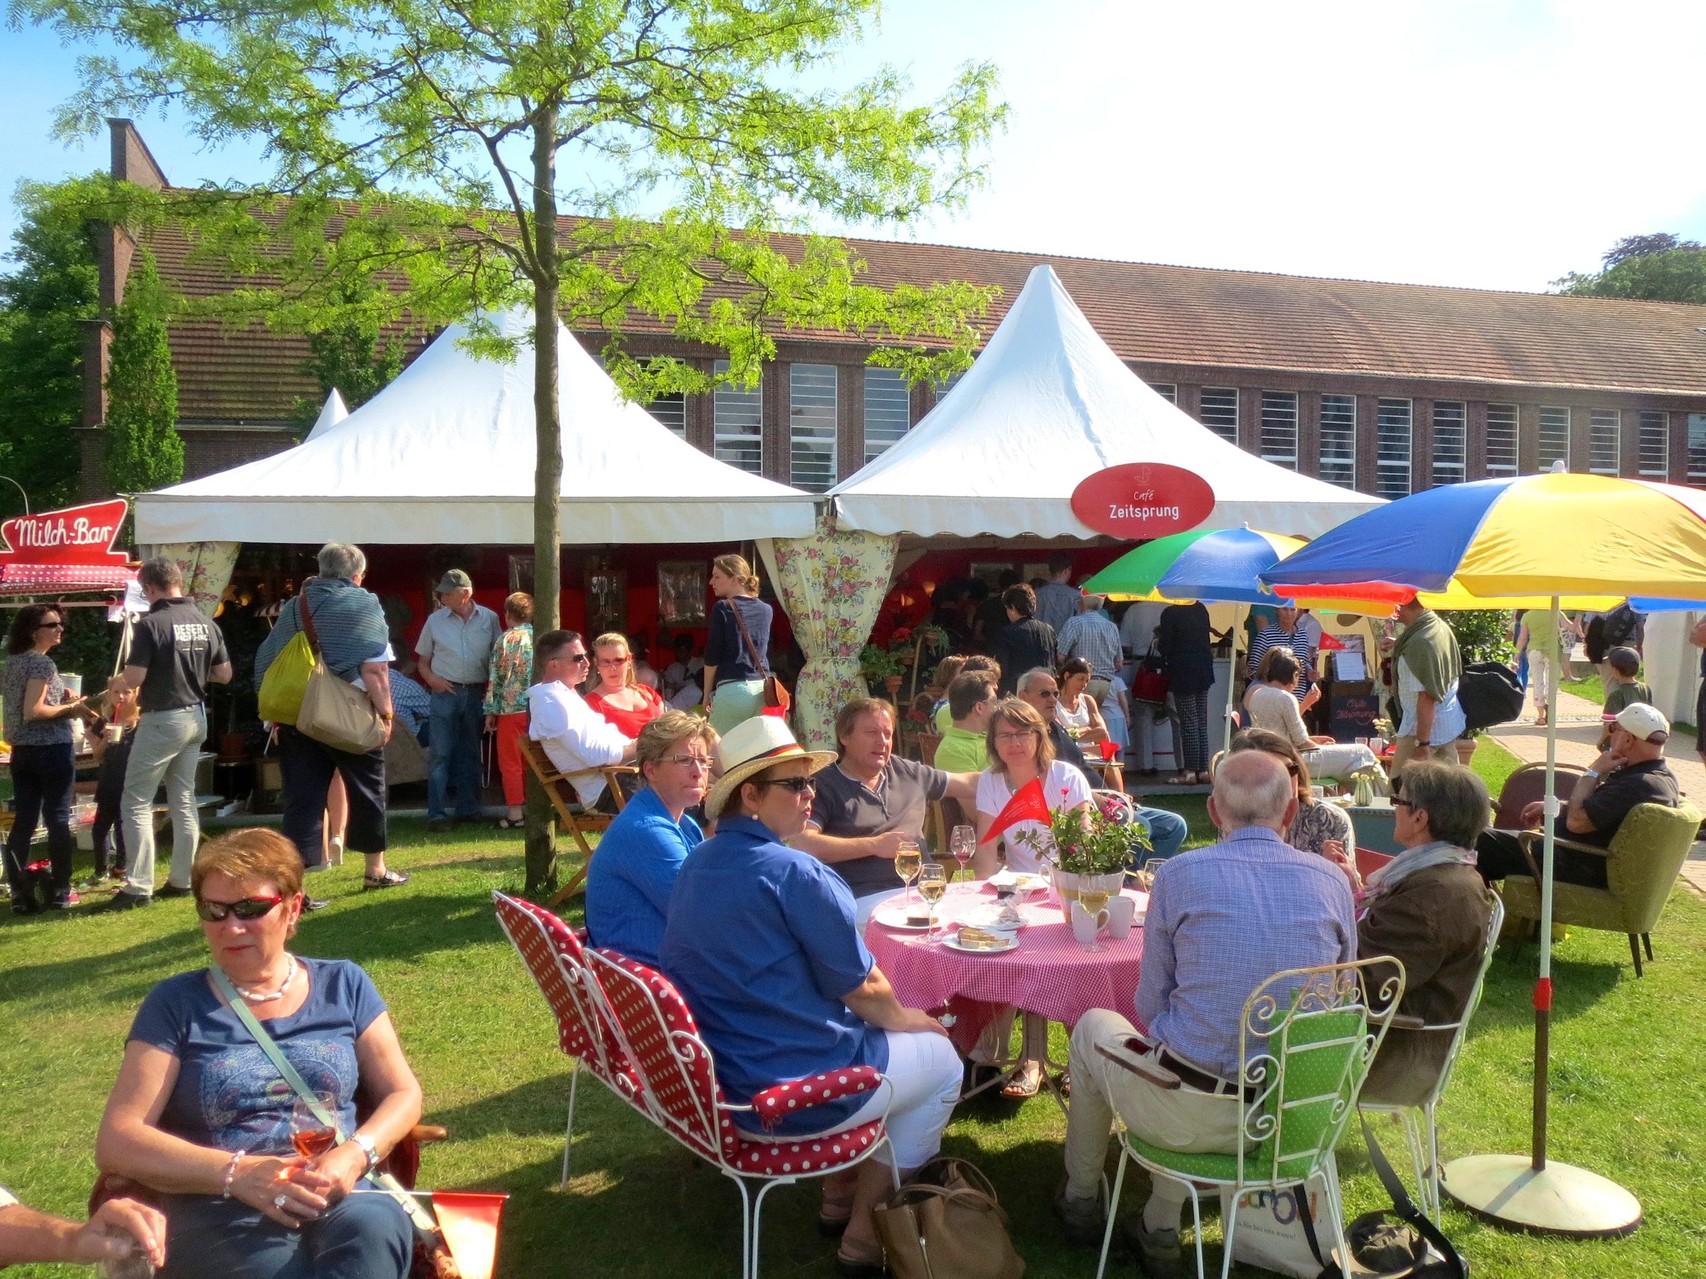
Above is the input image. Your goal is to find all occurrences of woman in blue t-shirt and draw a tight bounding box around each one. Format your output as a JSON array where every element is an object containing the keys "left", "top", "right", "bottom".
[
  {"left": 701, "top": 553, "right": 774, "bottom": 736},
  {"left": 95, "top": 829, "right": 423, "bottom": 1279},
  {"left": 661, "top": 718, "right": 962, "bottom": 1278}
]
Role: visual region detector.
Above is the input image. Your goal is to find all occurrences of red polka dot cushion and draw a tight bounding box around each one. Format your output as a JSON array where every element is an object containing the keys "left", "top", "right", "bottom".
[
  {"left": 749, "top": 1067, "right": 883, "bottom": 1132},
  {"left": 726, "top": 1120, "right": 886, "bottom": 1177}
]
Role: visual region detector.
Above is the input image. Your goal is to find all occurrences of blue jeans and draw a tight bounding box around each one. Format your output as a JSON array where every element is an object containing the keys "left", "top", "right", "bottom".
[
  {"left": 159, "top": 1189, "right": 413, "bottom": 1279},
  {"left": 1134, "top": 805, "right": 1189, "bottom": 863},
  {"left": 427, "top": 684, "right": 485, "bottom": 820}
]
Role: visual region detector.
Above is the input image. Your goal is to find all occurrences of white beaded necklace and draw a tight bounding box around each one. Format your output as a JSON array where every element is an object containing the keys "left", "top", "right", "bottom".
[{"left": 235, "top": 954, "right": 298, "bottom": 1003}]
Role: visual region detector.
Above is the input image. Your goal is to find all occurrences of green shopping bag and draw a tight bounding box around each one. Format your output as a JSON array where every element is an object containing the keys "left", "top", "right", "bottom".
[{"left": 257, "top": 631, "right": 315, "bottom": 725}]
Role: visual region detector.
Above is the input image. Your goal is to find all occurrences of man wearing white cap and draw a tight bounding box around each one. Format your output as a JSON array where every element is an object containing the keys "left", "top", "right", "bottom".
[{"left": 1474, "top": 702, "right": 1679, "bottom": 891}]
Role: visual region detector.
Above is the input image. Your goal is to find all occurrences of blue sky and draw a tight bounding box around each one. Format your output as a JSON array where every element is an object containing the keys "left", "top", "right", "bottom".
[{"left": 5, "top": 0, "right": 1705, "bottom": 293}]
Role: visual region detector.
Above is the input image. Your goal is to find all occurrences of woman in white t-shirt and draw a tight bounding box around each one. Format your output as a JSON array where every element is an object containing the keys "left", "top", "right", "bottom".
[{"left": 972, "top": 698, "right": 1093, "bottom": 876}]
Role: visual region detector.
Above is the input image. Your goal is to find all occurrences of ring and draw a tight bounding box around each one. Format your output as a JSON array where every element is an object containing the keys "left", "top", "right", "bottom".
[{"left": 273, "top": 1193, "right": 289, "bottom": 1209}]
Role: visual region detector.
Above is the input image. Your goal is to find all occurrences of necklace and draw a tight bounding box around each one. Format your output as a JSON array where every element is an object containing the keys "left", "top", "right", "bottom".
[{"left": 235, "top": 954, "right": 298, "bottom": 1003}]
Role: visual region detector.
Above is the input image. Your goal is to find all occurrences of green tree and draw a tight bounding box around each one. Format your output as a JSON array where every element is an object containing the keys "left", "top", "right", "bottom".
[
  {"left": 1553, "top": 231, "right": 1706, "bottom": 303},
  {"left": 22, "top": 0, "right": 1005, "bottom": 894},
  {"left": 104, "top": 249, "right": 182, "bottom": 495},
  {"left": 288, "top": 292, "right": 409, "bottom": 436},
  {"left": 0, "top": 178, "right": 102, "bottom": 518}
]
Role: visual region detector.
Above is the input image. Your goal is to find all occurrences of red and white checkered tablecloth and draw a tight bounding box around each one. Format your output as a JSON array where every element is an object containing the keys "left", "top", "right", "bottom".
[{"left": 865, "top": 881, "right": 1147, "bottom": 1035}]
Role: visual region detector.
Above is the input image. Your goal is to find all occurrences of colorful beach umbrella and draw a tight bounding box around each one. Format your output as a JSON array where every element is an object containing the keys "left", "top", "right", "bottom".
[
  {"left": 1084, "top": 526, "right": 1304, "bottom": 603},
  {"left": 1259, "top": 471, "right": 1706, "bottom": 1237}
]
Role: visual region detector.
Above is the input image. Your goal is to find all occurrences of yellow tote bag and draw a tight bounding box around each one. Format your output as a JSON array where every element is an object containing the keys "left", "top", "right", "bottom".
[{"left": 257, "top": 631, "right": 315, "bottom": 725}]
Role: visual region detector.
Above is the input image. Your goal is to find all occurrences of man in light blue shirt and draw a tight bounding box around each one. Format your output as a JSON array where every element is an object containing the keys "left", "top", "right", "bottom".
[
  {"left": 1056, "top": 750, "right": 1355, "bottom": 1266},
  {"left": 414, "top": 569, "right": 502, "bottom": 830}
]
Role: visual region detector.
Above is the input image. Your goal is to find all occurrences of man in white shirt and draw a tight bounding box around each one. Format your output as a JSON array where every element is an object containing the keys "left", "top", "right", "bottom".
[{"left": 528, "top": 629, "right": 637, "bottom": 811}]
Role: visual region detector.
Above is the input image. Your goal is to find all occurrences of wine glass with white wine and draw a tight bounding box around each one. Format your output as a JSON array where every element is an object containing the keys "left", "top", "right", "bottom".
[
  {"left": 1075, "top": 885, "right": 1112, "bottom": 952},
  {"left": 894, "top": 839, "right": 922, "bottom": 908},
  {"left": 917, "top": 862, "right": 948, "bottom": 943}
]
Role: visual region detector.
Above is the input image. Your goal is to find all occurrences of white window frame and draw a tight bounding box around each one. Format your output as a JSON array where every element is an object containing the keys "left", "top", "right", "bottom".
[
  {"left": 1318, "top": 393, "right": 1356, "bottom": 488},
  {"left": 1486, "top": 403, "right": 1519, "bottom": 476},
  {"left": 1538, "top": 406, "right": 1571, "bottom": 472},
  {"left": 862, "top": 366, "right": 911, "bottom": 463},
  {"left": 1637, "top": 410, "right": 1669, "bottom": 477},
  {"left": 1589, "top": 409, "right": 1620, "bottom": 475},
  {"left": 1688, "top": 412, "right": 1706, "bottom": 482},
  {"left": 712, "top": 358, "right": 763, "bottom": 475},
  {"left": 1150, "top": 382, "right": 1178, "bottom": 405},
  {"left": 1376, "top": 397, "right": 1413, "bottom": 499},
  {"left": 1200, "top": 387, "right": 1239, "bottom": 444},
  {"left": 646, "top": 391, "right": 687, "bottom": 438},
  {"left": 788, "top": 363, "right": 838, "bottom": 493},
  {"left": 1259, "top": 391, "right": 1299, "bottom": 469},
  {"left": 1432, "top": 401, "right": 1466, "bottom": 486}
]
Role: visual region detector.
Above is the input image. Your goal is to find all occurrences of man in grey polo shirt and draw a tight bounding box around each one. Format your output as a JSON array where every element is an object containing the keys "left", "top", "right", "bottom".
[
  {"left": 415, "top": 569, "right": 502, "bottom": 831},
  {"left": 791, "top": 697, "right": 978, "bottom": 924}
]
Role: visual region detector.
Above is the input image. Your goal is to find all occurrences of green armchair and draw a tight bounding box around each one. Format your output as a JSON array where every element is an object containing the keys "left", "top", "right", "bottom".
[{"left": 1499, "top": 802, "right": 1700, "bottom": 976}]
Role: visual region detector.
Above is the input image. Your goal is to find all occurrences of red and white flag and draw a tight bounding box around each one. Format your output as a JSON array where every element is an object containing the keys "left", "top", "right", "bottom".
[{"left": 979, "top": 777, "right": 1051, "bottom": 845}]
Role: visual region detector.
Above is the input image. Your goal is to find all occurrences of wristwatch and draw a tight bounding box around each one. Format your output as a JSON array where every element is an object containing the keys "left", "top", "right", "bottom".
[
  {"left": 351, "top": 1132, "right": 380, "bottom": 1173},
  {"left": 1582, "top": 768, "right": 1601, "bottom": 780}
]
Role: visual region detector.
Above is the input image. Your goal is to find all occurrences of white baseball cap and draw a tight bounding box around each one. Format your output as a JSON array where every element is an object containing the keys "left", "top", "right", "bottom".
[{"left": 1613, "top": 703, "right": 1669, "bottom": 743}]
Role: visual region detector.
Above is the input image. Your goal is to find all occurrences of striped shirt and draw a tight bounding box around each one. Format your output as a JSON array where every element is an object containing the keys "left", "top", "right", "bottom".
[
  {"left": 1056, "top": 611, "right": 1123, "bottom": 682},
  {"left": 1137, "top": 827, "right": 1356, "bottom": 1081},
  {"left": 1247, "top": 624, "right": 1316, "bottom": 699}
]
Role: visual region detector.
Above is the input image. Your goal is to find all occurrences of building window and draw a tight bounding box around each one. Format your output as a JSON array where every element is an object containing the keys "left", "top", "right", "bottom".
[
  {"left": 1376, "top": 398, "right": 1412, "bottom": 498},
  {"left": 1689, "top": 413, "right": 1706, "bottom": 482},
  {"left": 1200, "top": 388, "right": 1238, "bottom": 443},
  {"left": 1259, "top": 391, "right": 1298, "bottom": 468},
  {"left": 789, "top": 363, "right": 838, "bottom": 493},
  {"left": 1150, "top": 383, "right": 1177, "bottom": 405},
  {"left": 936, "top": 368, "right": 966, "bottom": 397},
  {"left": 863, "top": 366, "right": 911, "bottom": 462},
  {"left": 1319, "top": 394, "right": 1356, "bottom": 488},
  {"left": 1638, "top": 410, "right": 1669, "bottom": 477},
  {"left": 646, "top": 391, "right": 687, "bottom": 438},
  {"left": 712, "top": 359, "right": 762, "bottom": 475},
  {"left": 1432, "top": 401, "right": 1466, "bottom": 486},
  {"left": 1538, "top": 406, "right": 1571, "bottom": 471},
  {"left": 1486, "top": 403, "right": 1518, "bottom": 476},
  {"left": 1589, "top": 409, "right": 1620, "bottom": 475}
]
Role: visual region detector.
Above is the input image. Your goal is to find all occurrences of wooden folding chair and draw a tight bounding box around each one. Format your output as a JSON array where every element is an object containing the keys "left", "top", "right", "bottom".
[{"left": 517, "top": 735, "right": 637, "bottom": 906}]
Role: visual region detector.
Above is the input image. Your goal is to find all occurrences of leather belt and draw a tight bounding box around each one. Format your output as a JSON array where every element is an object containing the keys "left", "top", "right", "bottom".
[{"left": 1158, "top": 1047, "right": 1252, "bottom": 1101}]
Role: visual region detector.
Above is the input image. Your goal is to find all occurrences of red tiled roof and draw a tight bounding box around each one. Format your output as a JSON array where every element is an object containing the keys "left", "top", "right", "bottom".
[{"left": 141, "top": 208, "right": 1706, "bottom": 424}]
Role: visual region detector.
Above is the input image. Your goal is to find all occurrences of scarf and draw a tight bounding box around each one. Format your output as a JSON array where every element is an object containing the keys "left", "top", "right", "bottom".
[
  {"left": 1363, "top": 838, "right": 1475, "bottom": 902},
  {"left": 1387, "top": 608, "right": 1460, "bottom": 701},
  {"left": 258, "top": 576, "right": 392, "bottom": 681}
]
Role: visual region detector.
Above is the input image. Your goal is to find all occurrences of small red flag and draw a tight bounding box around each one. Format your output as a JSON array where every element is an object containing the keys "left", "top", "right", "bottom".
[
  {"left": 433, "top": 1191, "right": 509, "bottom": 1279},
  {"left": 1317, "top": 632, "right": 1349, "bottom": 652},
  {"left": 979, "top": 777, "right": 1052, "bottom": 845}
]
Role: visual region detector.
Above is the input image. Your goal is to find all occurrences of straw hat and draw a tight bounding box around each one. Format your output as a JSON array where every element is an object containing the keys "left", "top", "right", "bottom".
[{"left": 704, "top": 717, "right": 837, "bottom": 817}]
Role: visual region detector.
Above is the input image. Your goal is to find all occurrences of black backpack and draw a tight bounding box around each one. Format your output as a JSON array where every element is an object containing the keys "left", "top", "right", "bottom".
[
  {"left": 1457, "top": 661, "right": 1524, "bottom": 732},
  {"left": 1602, "top": 604, "right": 1640, "bottom": 649}
]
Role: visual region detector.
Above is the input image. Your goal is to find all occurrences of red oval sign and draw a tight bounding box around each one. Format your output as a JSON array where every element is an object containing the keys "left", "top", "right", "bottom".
[{"left": 1071, "top": 463, "right": 1215, "bottom": 538}]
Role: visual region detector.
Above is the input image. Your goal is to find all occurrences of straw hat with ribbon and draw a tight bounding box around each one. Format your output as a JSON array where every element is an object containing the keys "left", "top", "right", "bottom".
[{"left": 704, "top": 716, "right": 837, "bottom": 817}]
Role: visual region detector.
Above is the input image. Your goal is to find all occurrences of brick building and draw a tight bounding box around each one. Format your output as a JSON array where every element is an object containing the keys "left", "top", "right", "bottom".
[{"left": 82, "top": 121, "right": 1706, "bottom": 502}]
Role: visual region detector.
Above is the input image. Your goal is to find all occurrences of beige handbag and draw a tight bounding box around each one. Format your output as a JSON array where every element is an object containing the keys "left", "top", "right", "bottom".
[
  {"left": 872, "top": 1157, "right": 1025, "bottom": 1279},
  {"left": 296, "top": 599, "right": 387, "bottom": 754}
]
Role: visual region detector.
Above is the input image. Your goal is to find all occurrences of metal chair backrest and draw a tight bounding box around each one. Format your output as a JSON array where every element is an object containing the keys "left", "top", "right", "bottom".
[
  {"left": 585, "top": 948, "right": 738, "bottom": 1164},
  {"left": 492, "top": 892, "right": 629, "bottom": 1088},
  {"left": 1492, "top": 761, "right": 1585, "bottom": 830},
  {"left": 1237, "top": 957, "right": 1404, "bottom": 1187}
]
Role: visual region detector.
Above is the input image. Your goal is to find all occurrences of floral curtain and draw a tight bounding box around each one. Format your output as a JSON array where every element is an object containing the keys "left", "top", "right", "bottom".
[
  {"left": 758, "top": 519, "right": 898, "bottom": 751},
  {"left": 143, "top": 541, "right": 243, "bottom": 617}
]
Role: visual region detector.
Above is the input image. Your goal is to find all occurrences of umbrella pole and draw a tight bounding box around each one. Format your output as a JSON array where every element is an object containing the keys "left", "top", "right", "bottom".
[
  {"left": 1223, "top": 603, "right": 1243, "bottom": 757},
  {"left": 1442, "top": 595, "right": 1641, "bottom": 1237}
]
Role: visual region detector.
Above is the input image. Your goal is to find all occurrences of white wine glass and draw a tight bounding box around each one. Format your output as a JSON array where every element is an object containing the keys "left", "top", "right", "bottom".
[
  {"left": 1075, "top": 885, "right": 1112, "bottom": 952},
  {"left": 949, "top": 824, "right": 976, "bottom": 883},
  {"left": 917, "top": 862, "right": 948, "bottom": 943},
  {"left": 893, "top": 840, "right": 922, "bottom": 908}
]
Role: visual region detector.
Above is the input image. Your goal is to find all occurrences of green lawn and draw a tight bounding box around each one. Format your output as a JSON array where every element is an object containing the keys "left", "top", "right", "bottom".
[
  {"left": 1562, "top": 673, "right": 1606, "bottom": 705},
  {"left": 3, "top": 817, "right": 1704, "bottom": 1278}
]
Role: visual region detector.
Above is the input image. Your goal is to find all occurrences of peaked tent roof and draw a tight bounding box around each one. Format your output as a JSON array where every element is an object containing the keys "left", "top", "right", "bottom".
[
  {"left": 136, "top": 312, "right": 817, "bottom": 545},
  {"left": 828, "top": 265, "right": 1383, "bottom": 540},
  {"left": 304, "top": 388, "right": 349, "bottom": 440}
]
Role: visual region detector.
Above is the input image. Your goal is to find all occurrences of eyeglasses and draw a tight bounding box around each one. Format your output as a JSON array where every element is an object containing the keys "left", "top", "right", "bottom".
[
  {"left": 759, "top": 776, "right": 817, "bottom": 795},
  {"left": 1034, "top": 690, "right": 1060, "bottom": 700},
  {"left": 596, "top": 656, "right": 629, "bottom": 667},
  {"left": 37, "top": 621, "right": 64, "bottom": 631},
  {"left": 565, "top": 652, "right": 590, "bottom": 665},
  {"left": 994, "top": 730, "right": 1038, "bottom": 743},
  {"left": 1391, "top": 798, "right": 1417, "bottom": 811},
  {"left": 196, "top": 894, "right": 285, "bottom": 923},
  {"left": 660, "top": 754, "right": 712, "bottom": 771}
]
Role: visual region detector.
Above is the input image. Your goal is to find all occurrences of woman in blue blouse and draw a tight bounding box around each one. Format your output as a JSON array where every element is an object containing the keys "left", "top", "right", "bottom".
[
  {"left": 701, "top": 553, "right": 774, "bottom": 736},
  {"left": 584, "top": 711, "right": 715, "bottom": 965},
  {"left": 661, "top": 718, "right": 961, "bottom": 1278}
]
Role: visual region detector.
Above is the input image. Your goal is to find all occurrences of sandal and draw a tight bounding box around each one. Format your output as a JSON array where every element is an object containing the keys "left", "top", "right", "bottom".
[
  {"left": 1164, "top": 773, "right": 1191, "bottom": 786},
  {"left": 1002, "top": 1059, "right": 1044, "bottom": 1099},
  {"left": 835, "top": 1239, "right": 888, "bottom": 1278},
  {"left": 818, "top": 1189, "right": 856, "bottom": 1237},
  {"left": 363, "top": 870, "right": 410, "bottom": 889},
  {"left": 493, "top": 817, "right": 525, "bottom": 831}
]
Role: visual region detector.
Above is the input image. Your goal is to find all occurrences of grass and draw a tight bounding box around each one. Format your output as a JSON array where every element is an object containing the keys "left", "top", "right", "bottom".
[
  {"left": 3, "top": 817, "right": 1704, "bottom": 1278},
  {"left": 1562, "top": 672, "right": 1606, "bottom": 705}
]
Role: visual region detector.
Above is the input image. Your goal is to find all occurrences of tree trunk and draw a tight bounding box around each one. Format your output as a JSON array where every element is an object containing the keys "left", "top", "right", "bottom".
[{"left": 524, "top": 102, "right": 563, "bottom": 898}]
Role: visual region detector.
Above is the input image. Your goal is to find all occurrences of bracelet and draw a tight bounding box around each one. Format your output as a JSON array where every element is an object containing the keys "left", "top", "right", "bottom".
[
  {"left": 221, "top": 1149, "right": 246, "bottom": 1198},
  {"left": 378, "top": 711, "right": 395, "bottom": 722}
]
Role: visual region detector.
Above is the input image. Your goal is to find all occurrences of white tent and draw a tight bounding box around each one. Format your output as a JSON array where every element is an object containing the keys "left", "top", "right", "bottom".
[
  {"left": 136, "top": 311, "right": 817, "bottom": 545},
  {"left": 827, "top": 264, "right": 1383, "bottom": 539},
  {"left": 304, "top": 388, "right": 349, "bottom": 440}
]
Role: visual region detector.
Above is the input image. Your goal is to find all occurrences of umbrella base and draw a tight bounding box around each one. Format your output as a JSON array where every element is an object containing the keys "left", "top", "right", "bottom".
[{"left": 1442, "top": 1154, "right": 1641, "bottom": 1238}]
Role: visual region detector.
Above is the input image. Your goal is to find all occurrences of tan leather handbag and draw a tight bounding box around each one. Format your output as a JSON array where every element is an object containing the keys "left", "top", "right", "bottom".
[
  {"left": 296, "top": 598, "right": 387, "bottom": 754},
  {"left": 872, "top": 1157, "right": 1025, "bottom": 1279}
]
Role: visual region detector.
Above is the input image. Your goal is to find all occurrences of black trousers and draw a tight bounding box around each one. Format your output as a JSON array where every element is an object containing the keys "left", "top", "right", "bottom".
[
  {"left": 93, "top": 735, "right": 134, "bottom": 876},
  {"left": 277, "top": 725, "right": 387, "bottom": 868},
  {"left": 3, "top": 741, "right": 75, "bottom": 900},
  {"left": 1474, "top": 827, "right": 1610, "bottom": 891}
]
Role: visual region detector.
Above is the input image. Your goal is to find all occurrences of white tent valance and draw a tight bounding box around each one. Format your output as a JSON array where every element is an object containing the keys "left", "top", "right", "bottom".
[
  {"left": 828, "top": 264, "right": 1383, "bottom": 539},
  {"left": 136, "top": 311, "right": 818, "bottom": 545}
]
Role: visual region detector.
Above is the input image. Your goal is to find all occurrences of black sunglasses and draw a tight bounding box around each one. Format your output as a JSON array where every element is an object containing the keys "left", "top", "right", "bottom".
[
  {"left": 1391, "top": 797, "right": 1418, "bottom": 811},
  {"left": 196, "top": 894, "right": 285, "bottom": 922},
  {"left": 759, "top": 776, "right": 817, "bottom": 794}
]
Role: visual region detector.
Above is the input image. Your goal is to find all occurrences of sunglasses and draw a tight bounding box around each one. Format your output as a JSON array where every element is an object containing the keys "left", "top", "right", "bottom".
[
  {"left": 37, "top": 621, "right": 65, "bottom": 631},
  {"left": 759, "top": 776, "right": 817, "bottom": 795},
  {"left": 565, "top": 652, "right": 590, "bottom": 665},
  {"left": 196, "top": 894, "right": 286, "bottom": 923},
  {"left": 1391, "top": 797, "right": 1418, "bottom": 811}
]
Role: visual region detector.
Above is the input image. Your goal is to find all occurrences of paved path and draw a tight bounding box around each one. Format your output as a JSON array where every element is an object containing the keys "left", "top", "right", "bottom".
[{"left": 1487, "top": 687, "right": 1706, "bottom": 901}]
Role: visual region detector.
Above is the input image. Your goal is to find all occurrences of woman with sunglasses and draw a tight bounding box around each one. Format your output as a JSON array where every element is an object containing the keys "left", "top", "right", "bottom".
[
  {"left": 584, "top": 631, "right": 666, "bottom": 738},
  {"left": 662, "top": 718, "right": 961, "bottom": 1277},
  {"left": 584, "top": 711, "right": 716, "bottom": 966},
  {"left": 3, "top": 603, "right": 96, "bottom": 912},
  {"left": 95, "top": 829, "right": 423, "bottom": 1279}
]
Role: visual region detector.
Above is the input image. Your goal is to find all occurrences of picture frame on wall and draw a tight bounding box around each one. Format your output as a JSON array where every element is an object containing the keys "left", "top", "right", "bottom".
[
  {"left": 968, "top": 561, "right": 1011, "bottom": 590},
  {"left": 658, "top": 561, "right": 708, "bottom": 627},
  {"left": 587, "top": 568, "right": 627, "bottom": 637},
  {"left": 508, "top": 554, "right": 535, "bottom": 595}
]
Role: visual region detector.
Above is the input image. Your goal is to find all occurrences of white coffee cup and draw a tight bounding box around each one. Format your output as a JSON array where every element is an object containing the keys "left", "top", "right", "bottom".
[
  {"left": 61, "top": 673, "right": 83, "bottom": 697},
  {"left": 1105, "top": 895, "right": 1137, "bottom": 940},
  {"left": 105, "top": 723, "right": 124, "bottom": 744},
  {"left": 1069, "top": 900, "right": 1108, "bottom": 944}
]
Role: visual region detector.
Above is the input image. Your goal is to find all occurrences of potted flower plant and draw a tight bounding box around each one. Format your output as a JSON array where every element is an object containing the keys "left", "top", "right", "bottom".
[
  {"left": 859, "top": 643, "right": 906, "bottom": 696},
  {"left": 1015, "top": 792, "right": 1148, "bottom": 922}
]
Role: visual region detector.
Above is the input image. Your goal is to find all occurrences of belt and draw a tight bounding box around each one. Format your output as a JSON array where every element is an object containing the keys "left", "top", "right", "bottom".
[
  {"left": 446, "top": 680, "right": 485, "bottom": 689},
  {"left": 1158, "top": 1047, "right": 1252, "bottom": 1100}
]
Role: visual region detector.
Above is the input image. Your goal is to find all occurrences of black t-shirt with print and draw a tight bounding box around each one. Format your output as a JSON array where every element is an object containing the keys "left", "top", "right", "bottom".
[{"left": 131, "top": 597, "right": 230, "bottom": 711}]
